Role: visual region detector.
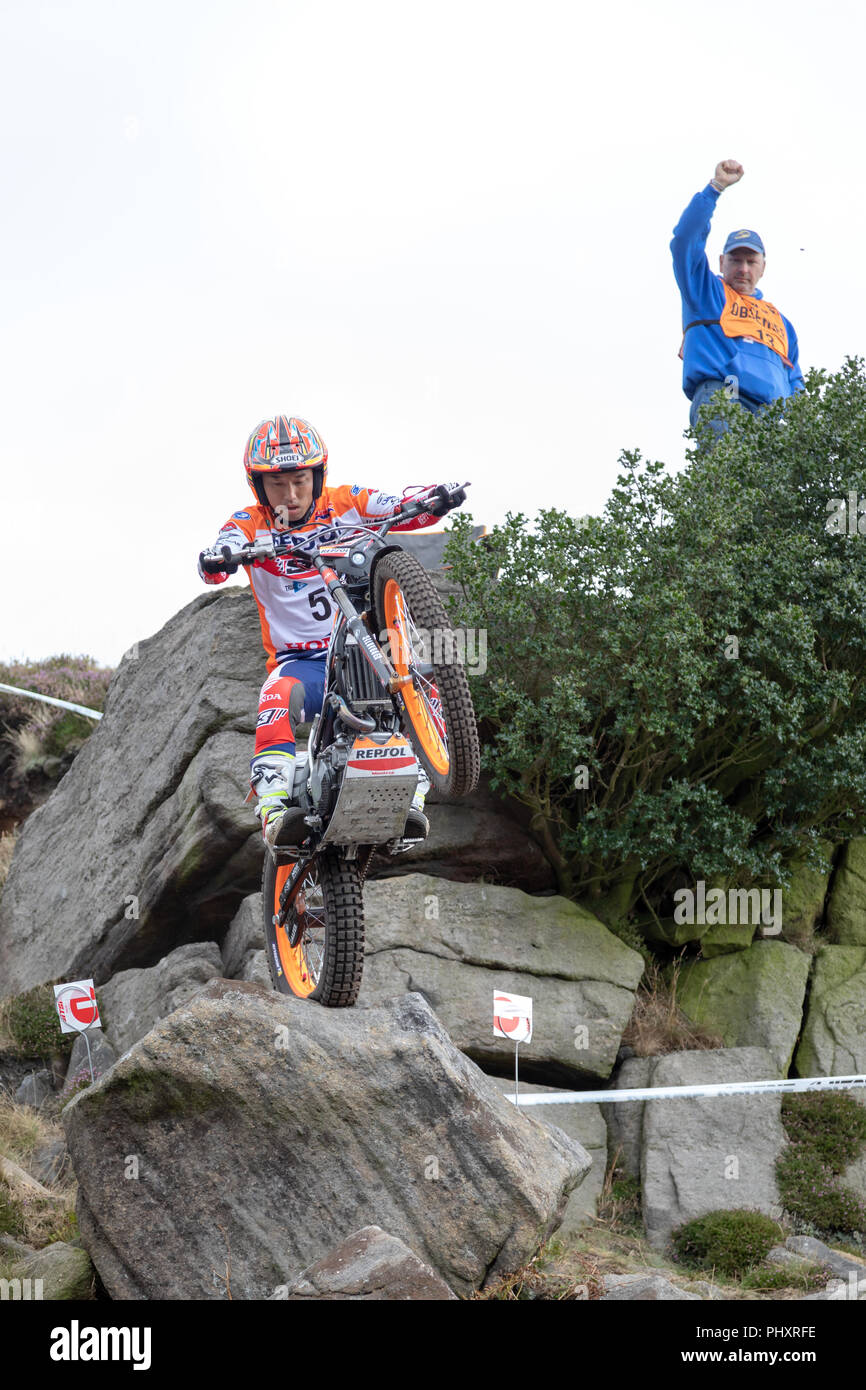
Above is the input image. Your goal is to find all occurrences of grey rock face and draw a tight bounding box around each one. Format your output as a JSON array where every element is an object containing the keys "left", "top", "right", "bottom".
[
  {"left": 60, "top": 1029, "right": 118, "bottom": 1097},
  {"left": 360, "top": 874, "right": 644, "bottom": 1085},
  {"left": 221, "top": 893, "right": 264, "bottom": 979},
  {"left": 0, "top": 589, "right": 265, "bottom": 996},
  {"left": 601, "top": 1272, "right": 702, "bottom": 1301},
  {"left": 785, "top": 1235, "right": 866, "bottom": 1281},
  {"left": 98, "top": 941, "right": 225, "bottom": 1055},
  {"left": 9, "top": 1241, "right": 95, "bottom": 1300},
  {"left": 640, "top": 1048, "right": 786, "bottom": 1251},
  {"left": 793, "top": 946, "right": 866, "bottom": 1075},
  {"left": 601, "top": 1056, "right": 653, "bottom": 1179},
  {"left": 28, "top": 1138, "right": 70, "bottom": 1187},
  {"left": 368, "top": 776, "right": 555, "bottom": 894},
  {"left": 63, "top": 982, "right": 588, "bottom": 1300},
  {"left": 280, "top": 1226, "right": 457, "bottom": 1300},
  {"left": 14, "top": 1069, "right": 53, "bottom": 1109},
  {"left": 489, "top": 1077, "right": 600, "bottom": 1231}
]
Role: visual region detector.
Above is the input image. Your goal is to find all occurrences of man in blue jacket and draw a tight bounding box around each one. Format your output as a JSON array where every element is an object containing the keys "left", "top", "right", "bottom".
[{"left": 672, "top": 159, "right": 805, "bottom": 438}]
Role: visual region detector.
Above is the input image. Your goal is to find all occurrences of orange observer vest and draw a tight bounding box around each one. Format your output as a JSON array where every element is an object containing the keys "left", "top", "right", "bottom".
[{"left": 679, "top": 281, "right": 792, "bottom": 366}]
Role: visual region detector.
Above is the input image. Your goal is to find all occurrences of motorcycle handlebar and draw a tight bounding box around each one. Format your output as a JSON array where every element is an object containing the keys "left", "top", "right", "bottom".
[{"left": 199, "top": 481, "right": 471, "bottom": 574}]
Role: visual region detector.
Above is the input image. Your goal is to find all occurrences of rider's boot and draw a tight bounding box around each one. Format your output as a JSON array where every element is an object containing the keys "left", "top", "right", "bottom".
[
  {"left": 250, "top": 752, "right": 309, "bottom": 848},
  {"left": 403, "top": 768, "right": 430, "bottom": 841}
]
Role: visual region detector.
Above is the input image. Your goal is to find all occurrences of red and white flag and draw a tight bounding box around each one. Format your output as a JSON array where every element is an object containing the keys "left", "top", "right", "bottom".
[
  {"left": 493, "top": 991, "right": 532, "bottom": 1044},
  {"left": 54, "top": 980, "right": 100, "bottom": 1034}
]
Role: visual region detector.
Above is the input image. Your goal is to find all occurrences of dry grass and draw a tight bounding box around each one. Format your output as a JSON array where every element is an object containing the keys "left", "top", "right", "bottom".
[
  {"left": 621, "top": 955, "right": 725, "bottom": 1056},
  {"left": 0, "top": 829, "right": 17, "bottom": 893},
  {"left": 0, "top": 1085, "right": 76, "bottom": 1250},
  {"left": 470, "top": 1237, "right": 606, "bottom": 1300}
]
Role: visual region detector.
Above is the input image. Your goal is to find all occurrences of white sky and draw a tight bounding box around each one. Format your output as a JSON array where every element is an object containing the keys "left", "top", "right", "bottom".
[{"left": 3, "top": 0, "right": 866, "bottom": 668}]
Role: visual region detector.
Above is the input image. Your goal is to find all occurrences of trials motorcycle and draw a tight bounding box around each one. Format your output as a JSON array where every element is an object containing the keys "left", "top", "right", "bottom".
[{"left": 203, "top": 483, "right": 480, "bottom": 1007}]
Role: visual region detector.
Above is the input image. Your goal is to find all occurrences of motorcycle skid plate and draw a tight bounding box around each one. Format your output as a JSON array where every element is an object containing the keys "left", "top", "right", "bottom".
[{"left": 319, "top": 735, "right": 418, "bottom": 846}]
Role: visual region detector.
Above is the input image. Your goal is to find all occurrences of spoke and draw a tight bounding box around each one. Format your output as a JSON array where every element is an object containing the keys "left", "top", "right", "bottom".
[{"left": 296, "top": 871, "right": 326, "bottom": 984}]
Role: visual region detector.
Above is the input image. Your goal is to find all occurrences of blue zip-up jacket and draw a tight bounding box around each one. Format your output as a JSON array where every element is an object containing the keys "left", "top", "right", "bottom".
[{"left": 671, "top": 184, "right": 805, "bottom": 404}]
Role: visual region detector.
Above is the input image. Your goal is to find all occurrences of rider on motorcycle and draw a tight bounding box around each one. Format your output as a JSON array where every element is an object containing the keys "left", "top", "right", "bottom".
[{"left": 198, "top": 415, "right": 460, "bottom": 848}]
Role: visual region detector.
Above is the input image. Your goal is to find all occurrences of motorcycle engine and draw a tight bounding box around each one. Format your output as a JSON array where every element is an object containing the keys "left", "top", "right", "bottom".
[{"left": 309, "top": 741, "right": 349, "bottom": 820}]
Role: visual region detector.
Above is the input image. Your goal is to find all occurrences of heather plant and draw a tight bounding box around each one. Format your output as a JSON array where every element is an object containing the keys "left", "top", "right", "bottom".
[
  {"left": 444, "top": 359, "right": 866, "bottom": 917},
  {"left": 0, "top": 653, "right": 112, "bottom": 776},
  {"left": 777, "top": 1091, "right": 866, "bottom": 1235}
]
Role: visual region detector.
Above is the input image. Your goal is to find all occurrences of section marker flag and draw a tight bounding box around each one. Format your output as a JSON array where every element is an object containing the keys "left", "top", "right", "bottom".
[
  {"left": 493, "top": 991, "right": 532, "bottom": 1044},
  {"left": 54, "top": 980, "right": 100, "bottom": 1034}
]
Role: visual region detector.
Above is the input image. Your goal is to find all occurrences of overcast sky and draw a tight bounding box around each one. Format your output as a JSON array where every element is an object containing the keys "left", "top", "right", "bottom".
[{"left": 3, "top": 0, "right": 866, "bottom": 669}]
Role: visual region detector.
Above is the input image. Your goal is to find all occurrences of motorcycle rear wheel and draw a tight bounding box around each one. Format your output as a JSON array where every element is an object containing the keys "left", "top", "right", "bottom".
[
  {"left": 263, "top": 849, "right": 364, "bottom": 1007},
  {"left": 373, "top": 549, "right": 480, "bottom": 798}
]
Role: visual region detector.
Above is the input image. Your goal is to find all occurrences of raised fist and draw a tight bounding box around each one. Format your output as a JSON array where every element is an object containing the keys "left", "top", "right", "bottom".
[{"left": 713, "top": 159, "right": 744, "bottom": 188}]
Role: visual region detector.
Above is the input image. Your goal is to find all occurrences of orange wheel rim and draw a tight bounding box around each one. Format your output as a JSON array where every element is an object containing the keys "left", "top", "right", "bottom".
[
  {"left": 383, "top": 579, "right": 450, "bottom": 776},
  {"left": 273, "top": 862, "right": 321, "bottom": 997}
]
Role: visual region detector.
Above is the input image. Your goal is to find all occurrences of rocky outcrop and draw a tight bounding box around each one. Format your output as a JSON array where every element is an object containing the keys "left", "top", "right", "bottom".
[
  {"left": 0, "top": 589, "right": 265, "bottom": 995},
  {"left": 640, "top": 1048, "right": 786, "bottom": 1251},
  {"left": 359, "top": 874, "right": 645, "bottom": 1084},
  {"left": 279, "top": 1226, "right": 457, "bottom": 1300},
  {"left": 63, "top": 981, "right": 590, "bottom": 1299}
]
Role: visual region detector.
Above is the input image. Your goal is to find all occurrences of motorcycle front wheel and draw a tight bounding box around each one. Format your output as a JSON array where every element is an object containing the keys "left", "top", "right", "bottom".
[
  {"left": 373, "top": 549, "right": 480, "bottom": 798},
  {"left": 263, "top": 849, "right": 364, "bottom": 1007}
]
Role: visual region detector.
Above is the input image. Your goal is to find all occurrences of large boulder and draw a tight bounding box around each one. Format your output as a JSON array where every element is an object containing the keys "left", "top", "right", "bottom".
[
  {"left": 793, "top": 945, "right": 866, "bottom": 1076},
  {"left": 98, "top": 942, "right": 225, "bottom": 1056},
  {"left": 63, "top": 981, "right": 589, "bottom": 1300},
  {"left": 359, "top": 874, "right": 645, "bottom": 1084},
  {"left": 674, "top": 941, "right": 811, "bottom": 1074},
  {"left": 0, "top": 588, "right": 265, "bottom": 995},
  {"left": 640, "top": 1047, "right": 786, "bottom": 1251}
]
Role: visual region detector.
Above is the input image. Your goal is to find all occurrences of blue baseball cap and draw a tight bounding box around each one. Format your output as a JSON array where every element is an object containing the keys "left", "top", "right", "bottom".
[{"left": 723, "top": 228, "right": 766, "bottom": 256}]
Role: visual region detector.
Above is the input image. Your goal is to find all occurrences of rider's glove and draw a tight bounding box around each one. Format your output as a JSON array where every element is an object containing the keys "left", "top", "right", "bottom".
[
  {"left": 426, "top": 484, "right": 466, "bottom": 517},
  {"left": 199, "top": 545, "right": 238, "bottom": 576}
]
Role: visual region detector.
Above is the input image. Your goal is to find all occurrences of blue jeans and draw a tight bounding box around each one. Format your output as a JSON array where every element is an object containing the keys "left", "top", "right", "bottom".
[{"left": 689, "top": 377, "right": 765, "bottom": 444}]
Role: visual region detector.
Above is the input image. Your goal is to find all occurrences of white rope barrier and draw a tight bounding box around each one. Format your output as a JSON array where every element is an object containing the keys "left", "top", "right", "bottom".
[
  {"left": 505, "top": 1074, "right": 866, "bottom": 1105},
  {"left": 0, "top": 682, "right": 103, "bottom": 721}
]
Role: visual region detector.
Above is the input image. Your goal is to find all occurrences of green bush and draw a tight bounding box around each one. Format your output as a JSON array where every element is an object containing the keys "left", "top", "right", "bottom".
[
  {"left": 670, "top": 1209, "right": 782, "bottom": 1276},
  {"left": 444, "top": 359, "right": 866, "bottom": 911}
]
